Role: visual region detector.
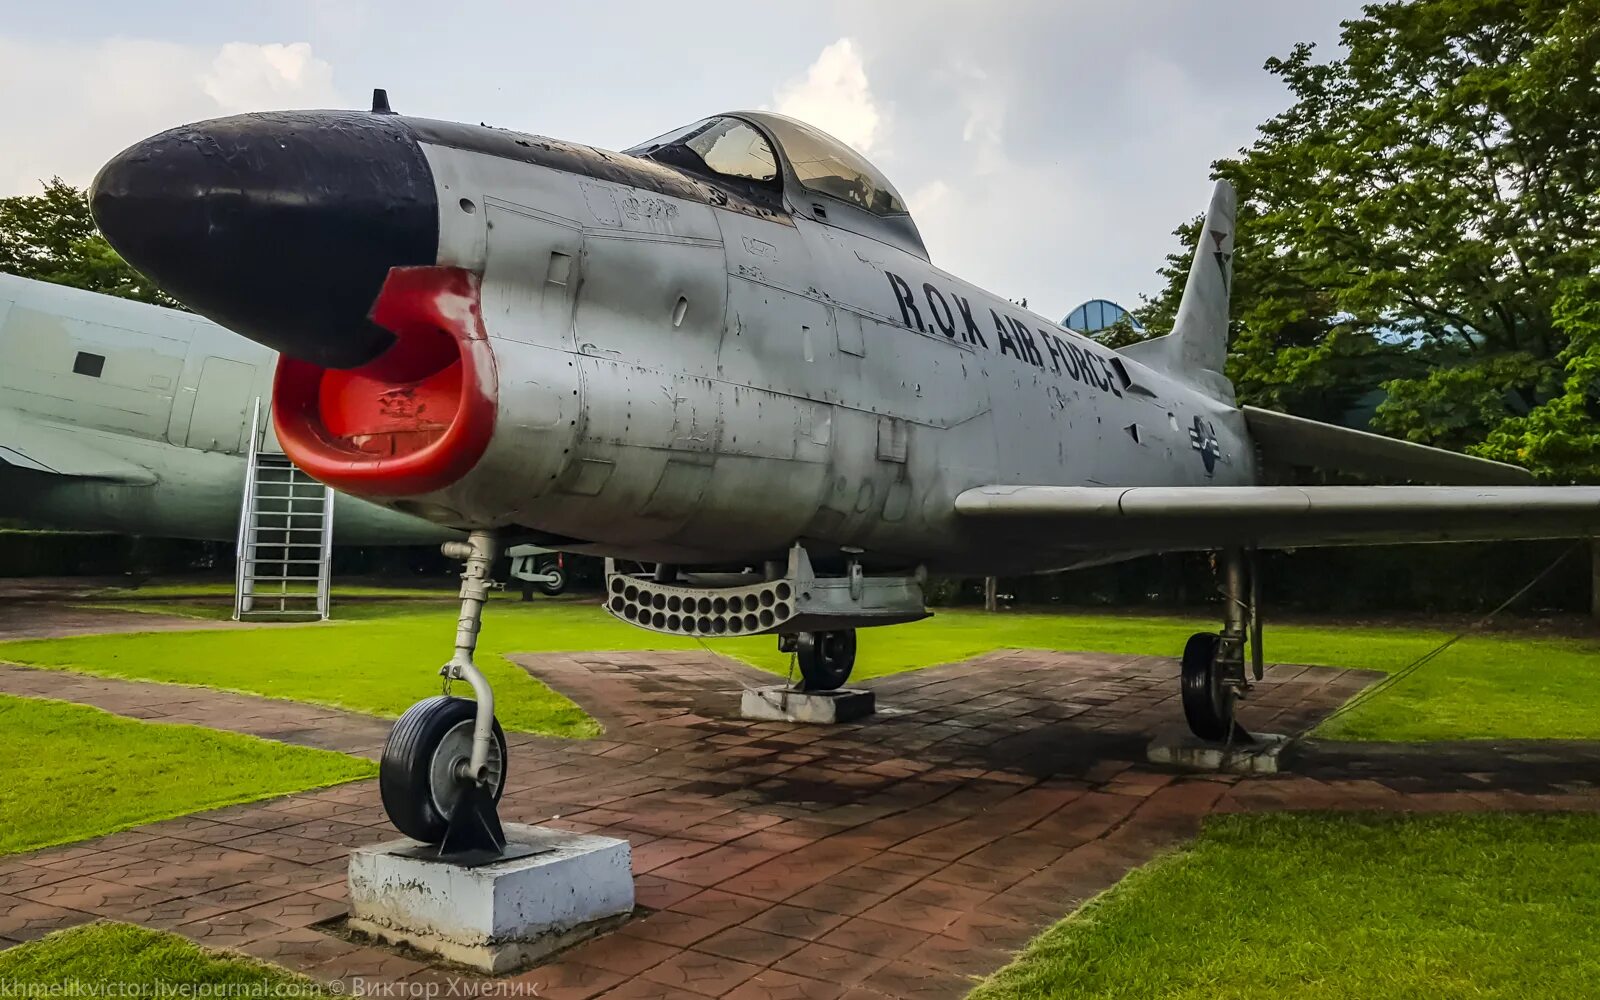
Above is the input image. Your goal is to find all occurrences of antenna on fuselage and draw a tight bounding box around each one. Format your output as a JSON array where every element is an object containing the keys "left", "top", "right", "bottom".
[{"left": 371, "top": 89, "right": 395, "bottom": 115}]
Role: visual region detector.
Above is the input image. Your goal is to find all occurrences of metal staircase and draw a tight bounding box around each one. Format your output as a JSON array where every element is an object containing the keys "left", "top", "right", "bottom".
[{"left": 234, "top": 398, "right": 335, "bottom": 620}]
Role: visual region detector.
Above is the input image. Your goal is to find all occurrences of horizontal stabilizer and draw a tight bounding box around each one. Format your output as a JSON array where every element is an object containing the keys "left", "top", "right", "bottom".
[
  {"left": 1244, "top": 406, "right": 1533, "bottom": 486},
  {"left": 955, "top": 484, "right": 1600, "bottom": 552},
  {"left": 0, "top": 408, "right": 157, "bottom": 484}
]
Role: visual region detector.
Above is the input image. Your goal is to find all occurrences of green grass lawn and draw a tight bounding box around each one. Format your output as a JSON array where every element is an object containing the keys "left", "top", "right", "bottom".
[
  {"left": 88, "top": 579, "right": 460, "bottom": 599},
  {"left": 0, "top": 923, "right": 314, "bottom": 990},
  {"left": 971, "top": 812, "right": 1600, "bottom": 1000},
  {"left": 0, "top": 695, "right": 375, "bottom": 855},
  {"left": 4, "top": 601, "right": 1599, "bottom": 741}
]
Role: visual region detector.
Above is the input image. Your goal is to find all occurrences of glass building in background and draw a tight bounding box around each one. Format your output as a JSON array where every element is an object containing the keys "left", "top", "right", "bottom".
[{"left": 1062, "top": 299, "right": 1144, "bottom": 335}]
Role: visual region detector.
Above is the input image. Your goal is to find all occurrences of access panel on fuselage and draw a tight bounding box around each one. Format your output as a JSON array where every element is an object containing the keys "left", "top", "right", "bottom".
[
  {"left": 712, "top": 209, "right": 837, "bottom": 405},
  {"left": 480, "top": 199, "right": 584, "bottom": 350}
]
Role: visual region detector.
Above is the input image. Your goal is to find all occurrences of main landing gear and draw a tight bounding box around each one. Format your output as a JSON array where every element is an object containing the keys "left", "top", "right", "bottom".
[
  {"left": 521, "top": 562, "right": 566, "bottom": 601},
  {"left": 778, "top": 629, "right": 858, "bottom": 691},
  {"left": 379, "top": 529, "right": 509, "bottom": 854},
  {"left": 1180, "top": 547, "right": 1263, "bottom": 743}
]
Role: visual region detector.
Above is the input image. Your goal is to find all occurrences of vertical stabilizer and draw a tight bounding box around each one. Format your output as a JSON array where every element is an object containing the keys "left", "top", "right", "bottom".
[
  {"left": 1169, "top": 179, "right": 1235, "bottom": 375},
  {"left": 1118, "top": 180, "right": 1237, "bottom": 400}
]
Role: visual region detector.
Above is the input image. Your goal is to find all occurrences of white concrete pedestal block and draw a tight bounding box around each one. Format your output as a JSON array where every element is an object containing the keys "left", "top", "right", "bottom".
[
  {"left": 1147, "top": 730, "right": 1290, "bottom": 775},
  {"left": 347, "top": 824, "right": 633, "bottom": 974},
  {"left": 741, "top": 685, "right": 875, "bottom": 724}
]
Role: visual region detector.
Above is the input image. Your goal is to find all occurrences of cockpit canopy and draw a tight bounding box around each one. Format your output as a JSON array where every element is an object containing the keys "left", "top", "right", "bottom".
[{"left": 625, "top": 112, "right": 925, "bottom": 259}]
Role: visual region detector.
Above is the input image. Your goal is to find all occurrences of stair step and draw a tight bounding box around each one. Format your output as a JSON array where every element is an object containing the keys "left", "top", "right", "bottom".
[
  {"left": 242, "top": 559, "right": 326, "bottom": 566},
  {"left": 238, "top": 431, "right": 332, "bottom": 619}
]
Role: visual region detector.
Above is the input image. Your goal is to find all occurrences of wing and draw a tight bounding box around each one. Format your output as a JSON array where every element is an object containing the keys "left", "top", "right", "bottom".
[
  {"left": 1242, "top": 406, "right": 1534, "bottom": 486},
  {"left": 954, "top": 485, "right": 1600, "bottom": 551},
  {"left": 0, "top": 408, "right": 156, "bottom": 484}
]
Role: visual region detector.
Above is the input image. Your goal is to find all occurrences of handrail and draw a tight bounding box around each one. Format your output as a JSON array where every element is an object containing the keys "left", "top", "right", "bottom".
[
  {"left": 232, "top": 396, "right": 263, "bottom": 620},
  {"left": 317, "top": 480, "right": 335, "bottom": 620}
]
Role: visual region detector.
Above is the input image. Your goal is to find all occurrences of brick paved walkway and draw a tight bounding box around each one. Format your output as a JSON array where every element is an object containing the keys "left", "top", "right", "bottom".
[
  {"left": 0, "top": 601, "right": 244, "bottom": 640},
  {"left": 0, "top": 664, "right": 391, "bottom": 757},
  {"left": 2, "top": 648, "right": 1597, "bottom": 999}
]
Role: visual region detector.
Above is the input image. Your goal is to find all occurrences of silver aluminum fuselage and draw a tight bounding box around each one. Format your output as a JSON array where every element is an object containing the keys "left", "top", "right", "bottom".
[{"left": 370, "top": 141, "right": 1255, "bottom": 575}]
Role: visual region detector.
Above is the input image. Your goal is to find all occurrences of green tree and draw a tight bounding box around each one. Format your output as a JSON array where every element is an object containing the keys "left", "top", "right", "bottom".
[
  {"left": 1136, "top": 206, "right": 1421, "bottom": 425},
  {"left": 0, "top": 178, "right": 179, "bottom": 307},
  {"left": 1138, "top": 0, "right": 1600, "bottom": 462},
  {"left": 1479, "top": 269, "right": 1600, "bottom": 480},
  {"left": 1086, "top": 315, "right": 1151, "bottom": 351}
]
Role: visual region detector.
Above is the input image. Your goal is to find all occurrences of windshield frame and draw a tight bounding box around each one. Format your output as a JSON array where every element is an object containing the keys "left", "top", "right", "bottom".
[
  {"left": 623, "top": 117, "right": 782, "bottom": 193},
  {"left": 748, "top": 114, "right": 909, "bottom": 219},
  {"left": 623, "top": 112, "right": 929, "bottom": 261}
]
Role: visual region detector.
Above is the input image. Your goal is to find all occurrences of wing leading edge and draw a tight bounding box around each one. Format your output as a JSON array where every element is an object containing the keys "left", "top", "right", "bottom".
[
  {"left": 1243, "top": 406, "right": 1534, "bottom": 486},
  {"left": 954, "top": 485, "right": 1600, "bottom": 551}
]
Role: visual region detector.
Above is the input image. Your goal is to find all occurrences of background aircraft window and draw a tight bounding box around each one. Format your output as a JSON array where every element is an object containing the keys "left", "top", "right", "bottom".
[
  {"left": 758, "top": 115, "right": 907, "bottom": 217},
  {"left": 625, "top": 117, "right": 777, "bottom": 185},
  {"left": 73, "top": 351, "right": 105, "bottom": 377}
]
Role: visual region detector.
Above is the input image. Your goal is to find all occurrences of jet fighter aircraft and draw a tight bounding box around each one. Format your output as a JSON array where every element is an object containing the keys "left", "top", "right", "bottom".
[{"left": 91, "top": 100, "right": 1600, "bottom": 850}]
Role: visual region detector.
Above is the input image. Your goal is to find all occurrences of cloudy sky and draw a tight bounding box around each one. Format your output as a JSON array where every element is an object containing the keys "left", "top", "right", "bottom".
[{"left": 0, "top": 0, "right": 1365, "bottom": 321}]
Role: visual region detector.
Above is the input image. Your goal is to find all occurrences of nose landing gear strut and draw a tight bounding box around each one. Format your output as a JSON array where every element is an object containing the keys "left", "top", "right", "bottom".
[{"left": 379, "top": 529, "right": 510, "bottom": 855}]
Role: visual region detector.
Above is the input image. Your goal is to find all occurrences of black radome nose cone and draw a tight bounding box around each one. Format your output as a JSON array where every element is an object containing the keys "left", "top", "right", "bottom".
[{"left": 91, "top": 111, "right": 439, "bottom": 369}]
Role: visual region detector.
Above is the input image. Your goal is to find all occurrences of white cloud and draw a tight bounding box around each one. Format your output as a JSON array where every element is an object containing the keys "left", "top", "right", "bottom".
[
  {"left": 202, "top": 42, "right": 338, "bottom": 113},
  {"left": 907, "top": 179, "right": 952, "bottom": 218},
  {"left": 815, "top": 0, "right": 1364, "bottom": 320},
  {"left": 771, "top": 38, "right": 882, "bottom": 155},
  {"left": 0, "top": 36, "right": 341, "bottom": 196}
]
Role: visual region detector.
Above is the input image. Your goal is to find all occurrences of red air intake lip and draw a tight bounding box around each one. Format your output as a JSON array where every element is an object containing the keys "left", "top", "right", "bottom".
[{"left": 273, "top": 266, "right": 496, "bottom": 498}]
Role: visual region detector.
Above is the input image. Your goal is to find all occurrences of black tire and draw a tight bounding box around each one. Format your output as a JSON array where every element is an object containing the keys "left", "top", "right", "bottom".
[
  {"left": 1180, "top": 632, "right": 1234, "bottom": 741},
  {"left": 380, "top": 696, "right": 508, "bottom": 844},
  {"left": 520, "top": 581, "right": 535, "bottom": 601},
  {"left": 797, "top": 630, "right": 856, "bottom": 691},
  {"left": 535, "top": 564, "right": 567, "bottom": 596}
]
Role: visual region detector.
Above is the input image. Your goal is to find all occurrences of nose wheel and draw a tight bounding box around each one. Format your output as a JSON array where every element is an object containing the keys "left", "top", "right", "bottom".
[
  {"left": 380, "top": 696, "right": 509, "bottom": 844},
  {"left": 379, "top": 530, "right": 511, "bottom": 855}
]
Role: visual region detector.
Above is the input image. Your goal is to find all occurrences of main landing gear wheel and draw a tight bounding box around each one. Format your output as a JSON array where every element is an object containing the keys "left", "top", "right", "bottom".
[
  {"left": 536, "top": 563, "right": 567, "bottom": 596},
  {"left": 1180, "top": 632, "right": 1241, "bottom": 742},
  {"left": 796, "top": 629, "right": 857, "bottom": 691},
  {"left": 521, "top": 564, "right": 567, "bottom": 601},
  {"left": 380, "top": 696, "right": 509, "bottom": 844}
]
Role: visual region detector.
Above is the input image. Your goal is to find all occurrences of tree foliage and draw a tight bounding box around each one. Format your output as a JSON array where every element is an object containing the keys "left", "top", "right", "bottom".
[
  {"left": 0, "top": 178, "right": 179, "bottom": 307},
  {"left": 1137, "top": 0, "right": 1600, "bottom": 477},
  {"left": 1479, "top": 270, "right": 1600, "bottom": 478}
]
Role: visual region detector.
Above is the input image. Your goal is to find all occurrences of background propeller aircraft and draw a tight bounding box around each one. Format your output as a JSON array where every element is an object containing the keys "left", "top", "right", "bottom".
[
  {"left": 0, "top": 270, "right": 454, "bottom": 545},
  {"left": 89, "top": 100, "right": 1600, "bottom": 849}
]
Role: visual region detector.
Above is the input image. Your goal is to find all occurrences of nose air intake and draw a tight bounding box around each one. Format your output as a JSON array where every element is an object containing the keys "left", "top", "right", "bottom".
[
  {"left": 89, "top": 110, "right": 440, "bottom": 370},
  {"left": 272, "top": 267, "right": 498, "bottom": 498}
]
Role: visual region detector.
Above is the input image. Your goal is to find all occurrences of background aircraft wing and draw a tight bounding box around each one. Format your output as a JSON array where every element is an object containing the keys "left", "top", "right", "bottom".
[
  {"left": 0, "top": 408, "right": 157, "bottom": 484},
  {"left": 954, "top": 485, "right": 1600, "bottom": 551},
  {"left": 1243, "top": 406, "right": 1534, "bottom": 486}
]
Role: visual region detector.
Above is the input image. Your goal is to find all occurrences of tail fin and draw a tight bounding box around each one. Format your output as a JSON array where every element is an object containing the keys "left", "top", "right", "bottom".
[{"left": 1119, "top": 180, "right": 1236, "bottom": 401}]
